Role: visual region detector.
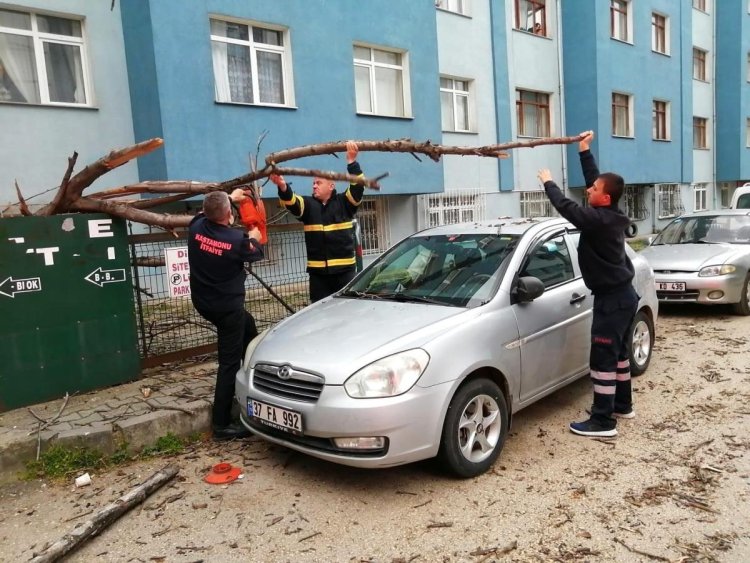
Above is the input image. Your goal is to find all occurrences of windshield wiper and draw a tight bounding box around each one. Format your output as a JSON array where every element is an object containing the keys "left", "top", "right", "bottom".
[
  {"left": 338, "top": 290, "right": 387, "bottom": 299},
  {"left": 377, "top": 292, "right": 448, "bottom": 305}
]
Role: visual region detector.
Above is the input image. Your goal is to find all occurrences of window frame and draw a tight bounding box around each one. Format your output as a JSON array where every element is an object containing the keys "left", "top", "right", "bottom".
[
  {"left": 0, "top": 7, "right": 92, "bottom": 106},
  {"left": 440, "top": 76, "right": 473, "bottom": 133},
  {"left": 651, "top": 12, "right": 669, "bottom": 55},
  {"left": 657, "top": 184, "right": 683, "bottom": 219},
  {"left": 610, "top": 0, "right": 631, "bottom": 43},
  {"left": 693, "top": 183, "right": 708, "bottom": 212},
  {"left": 435, "top": 0, "right": 471, "bottom": 17},
  {"left": 747, "top": 118, "right": 750, "bottom": 148},
  {"left": 353, "top": 43, "right": 411, "bottom": 118},
  {"left": 692, "top": 0, "right": 707, "bottom": 12},
  {"left": 693, "top": 117, "right": 708, "bottom": 149},
  {"left": 357, "top": 197, "right": 390, "bottom": 256},
  {"left": 516, "top": 89, "right": 551, "bottom": 138},
  {"left": 611, "top": 92, "right": 633, "bottom": 138},
  {"left": 209, "top": 16, "right": 294, "bottom": 107},
  {"left": 693, "top": 47, "right": 707, "bottom": 81},
  {"left": 520, "top": 234, "right": 575, "bottom": 289},
  {"left": 652, "top": 100, "right": 670, "bottom": 141},
  {"left": 514, "top": 0, "right": 547, "bottom": 36},
  {"left": 520, "top": 190, "right": 556, "bottom": 218}
]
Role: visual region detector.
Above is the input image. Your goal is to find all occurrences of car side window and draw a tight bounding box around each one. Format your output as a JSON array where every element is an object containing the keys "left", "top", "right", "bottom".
[{"left": 520, "top": 234, "right": 574, "bottom": 288}]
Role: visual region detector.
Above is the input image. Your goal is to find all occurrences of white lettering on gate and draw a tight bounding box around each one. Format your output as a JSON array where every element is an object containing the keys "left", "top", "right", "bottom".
[
  {"left": 88, "top": 219, "right": 114, "bottom": 238},
  {"left": 35, "top": 247, "right": 60, "bottom": 266}
]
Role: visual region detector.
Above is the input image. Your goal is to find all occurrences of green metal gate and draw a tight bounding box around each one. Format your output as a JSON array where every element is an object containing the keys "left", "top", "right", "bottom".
[{"left": 0, "top": 214, "right": 140, "bottom": 412}]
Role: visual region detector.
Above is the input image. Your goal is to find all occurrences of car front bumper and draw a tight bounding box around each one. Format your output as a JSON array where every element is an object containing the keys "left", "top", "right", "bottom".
[
  {"left": 654, "top": 271, "right": 745, "bottom": 305},
  {"left": 235, "top": 368, "right": 452, "bottom": 468}
]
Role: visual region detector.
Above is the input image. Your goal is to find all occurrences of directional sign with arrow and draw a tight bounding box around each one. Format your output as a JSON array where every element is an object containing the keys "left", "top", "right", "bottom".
[
  {"left": 0, "top": 276, "right": 43, "bottom": 298},
  {"left": 84, "top": 267, "right": 126, "bottom": 287}
]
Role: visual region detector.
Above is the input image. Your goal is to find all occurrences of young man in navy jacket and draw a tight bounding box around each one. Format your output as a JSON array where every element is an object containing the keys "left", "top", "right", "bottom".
[
  {"left": 188, "top": 190, "right": 264, "bottom": 441},
  {"left": 538, "top": 130, "right": 638, "bottom": 438}
]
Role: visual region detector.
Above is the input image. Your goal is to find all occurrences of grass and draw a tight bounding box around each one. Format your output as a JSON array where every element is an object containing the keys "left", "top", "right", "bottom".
[
  {"left": 24, "top": 432, "right": 204, "bottom": 481},
  {"left": 627, "top": 238, "right": 649, "bottom": 252}
]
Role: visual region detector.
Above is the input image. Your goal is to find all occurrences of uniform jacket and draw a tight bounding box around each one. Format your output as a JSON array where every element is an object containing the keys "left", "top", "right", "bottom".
[
  {"left": 543, "top": 150, "right": 634, "bottom": 295},
  {"left": 188, "top": 214, "right": 264, "bottom": 312},
  {"left": 279, "top": 161, "right": 364, "bottom": 275}
]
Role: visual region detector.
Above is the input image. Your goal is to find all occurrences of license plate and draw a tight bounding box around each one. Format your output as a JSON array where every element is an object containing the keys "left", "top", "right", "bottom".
[
  {"left": 247, "top": 399, "right": 303, "bottom": 435},
  {"left": 656, "top": 281, "right": 686, "bottom": 292}
]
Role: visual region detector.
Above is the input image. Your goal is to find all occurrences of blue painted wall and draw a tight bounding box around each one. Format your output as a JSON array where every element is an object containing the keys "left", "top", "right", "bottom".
[
  {"left": 716, "top": 3, "right": 750, "bottom": 182},
  {"left": 489, "top": 1, "right": 514, "bottom": 191},
  {"left": 119, "top": 0, "right": 444, "bottom": 195},
  {"left": 562, "top": 0, "right": 692, "bottom": 187}
]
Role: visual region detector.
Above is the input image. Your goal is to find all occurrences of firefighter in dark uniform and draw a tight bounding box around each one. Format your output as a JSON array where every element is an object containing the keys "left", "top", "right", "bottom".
[
  {"left": 270, "top": 141, "right": 365, "bottom": 302},
  {"left": 537, "top": 130, "right": 639, "bottom": 438},
  {"left": 188, "top": 190, "right": 264, "bottom": 441}
]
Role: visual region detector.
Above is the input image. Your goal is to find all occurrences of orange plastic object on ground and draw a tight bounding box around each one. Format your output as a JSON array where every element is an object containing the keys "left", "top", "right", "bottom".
[
  {"left": 238, "top": 197, "right": 268, "bottom": 244},
  {"left": 204, "top": 462, "right": 242, "bottom": 484}
]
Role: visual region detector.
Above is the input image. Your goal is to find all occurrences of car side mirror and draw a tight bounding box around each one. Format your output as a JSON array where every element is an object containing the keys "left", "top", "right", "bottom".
[{"left": 513, "top": 276, "right": 545, "bottom": 304}]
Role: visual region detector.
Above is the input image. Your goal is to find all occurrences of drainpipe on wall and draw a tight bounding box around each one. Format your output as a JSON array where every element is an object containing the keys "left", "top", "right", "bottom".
[
  {"left": 556, "top": 0, "right": 568, "bottom": 197},
  {"left": 711, "top": 7, "right": 718, "bottom": 209}
]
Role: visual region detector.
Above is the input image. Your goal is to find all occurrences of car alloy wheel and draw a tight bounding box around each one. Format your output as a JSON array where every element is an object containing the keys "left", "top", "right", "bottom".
[
  {"left": 731, "top": 274, "right": 750, "bottom": 316},
  {"left": 629, "top": 310, "right": 654, "bottom": 376},
  {"left": 438, "top": 378, "right": 508, "bottom": 478}
]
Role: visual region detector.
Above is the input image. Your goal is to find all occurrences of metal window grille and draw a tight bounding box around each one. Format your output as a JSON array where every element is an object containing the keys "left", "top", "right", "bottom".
[
  {"left": 693, "top": 183, "right": 708, "bottom": 211},
  {"left": 720, "top": 182, "right": 732, "bottom": 208},
  {"left": 520, "top": 190, "right": 555, "bottom": 218},
  {"left": 622, "top": 185, "right": 650, "bottom": 220},
  {"left": 657, "top": 183, "right": 684, "bottom": 218},
  {"left": 418, "top": 189, "right": 486, "bottom": 228},
  {"left": 358, "top": 197, "right": 390, "bottom": 255}
]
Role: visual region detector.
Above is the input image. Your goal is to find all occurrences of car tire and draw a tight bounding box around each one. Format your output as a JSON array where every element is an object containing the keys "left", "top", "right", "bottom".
[
  {"left": 625, "top": 222, "right": 638, "bottom": 238},
  {"left": 731, "top": 273, "right": 750, "bottom": 316},
  {"left": 437, "top": 378, "right": 508, "bottom": 478},
  {"left": 629, "top": 309, "right": 654, "bottom": 377}
]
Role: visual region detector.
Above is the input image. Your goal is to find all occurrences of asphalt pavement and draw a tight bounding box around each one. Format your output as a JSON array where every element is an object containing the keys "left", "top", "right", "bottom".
[{"left": 0, "top": 358, "right": 218, "bottom": 483}]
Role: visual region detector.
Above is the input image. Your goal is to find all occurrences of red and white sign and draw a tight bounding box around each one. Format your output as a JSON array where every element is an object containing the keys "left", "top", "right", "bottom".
[{"left": 164, "top": 247, "right": 191, "bottom": 298}]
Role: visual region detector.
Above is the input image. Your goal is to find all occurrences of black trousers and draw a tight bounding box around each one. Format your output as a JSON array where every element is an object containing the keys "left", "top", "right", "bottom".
[
  {"left": 309, "top": 270, "right": 356, "bottom": 303},
  {"left": 589, "top": 285, "right": 639, "bottom": 425},
  {"left": 195, "top": 307, "right": 258, "bottom": 428}
]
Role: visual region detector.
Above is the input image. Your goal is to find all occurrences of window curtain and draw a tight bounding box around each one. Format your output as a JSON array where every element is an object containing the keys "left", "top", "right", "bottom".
[
  {"left": 211, "top": 41, "right": 231, "bottom": 102},
  {"left": 257, "top": 50, "right": 283, "bottom": 104},
  {"left": 44, "top": 42, "right": 85, "bottom": 103},
  {"left": 0, "top": 32, "right": 38, "bottom": 103}
]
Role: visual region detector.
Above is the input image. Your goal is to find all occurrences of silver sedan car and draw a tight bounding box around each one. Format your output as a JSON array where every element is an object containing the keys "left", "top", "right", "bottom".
[
  {"left": 236, "top": 218, "right": 658, "bottom": 477},
  {"left": 640, "top": 210, "right": 750, "bottom": 315}
]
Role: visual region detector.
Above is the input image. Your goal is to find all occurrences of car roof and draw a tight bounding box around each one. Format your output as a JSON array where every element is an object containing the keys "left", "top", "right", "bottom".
[
  {"left": 413, "top": 217, "right": 570, "bottom": 237},
  {"left": 677, "top": 209, "right": 750, "bottom": 218}
]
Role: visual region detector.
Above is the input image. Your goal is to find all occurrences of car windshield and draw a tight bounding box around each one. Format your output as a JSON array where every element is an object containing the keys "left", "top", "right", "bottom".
[
  {"left": 652, "top": 215, "right": 750, "bottom": 245},
  {"left": 343, "top": 233, "right": 519, "bottom": 307}
]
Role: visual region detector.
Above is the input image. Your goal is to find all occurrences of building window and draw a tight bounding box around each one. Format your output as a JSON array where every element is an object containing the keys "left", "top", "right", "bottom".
[
  {"left": 657, "top": 184, "right": 683, "bottom": 218},
  {"left": 693, "top": 117, "right": 707, "bottom": 148},
  {"left": 653, "top": 100, "right": 669, "bottom": 141},
  {"left": 209, "top": 18, "right": 292, "bottom": 106},
  {"left": 436, "top": 0, "right": 470, "bottom": 16},
  {"left": 520, "top": 191, "right": 555, "bottom": 218},
  {"left": 693, "top": 183, "right": 707, "bottom": 211},
  {"left": 514, "top": 0, "right": 547, "bottom": 36},
  {"left": 693, "top": 48, "right": 707, "bottom": 81},
  {"left": 651, "top": 13, "right": 668, "bottom": 54},
  {"left": 353, "top": 45, "right": 410, "bottom": 118},
  {"left": 358, "top": 198, "right": 390, "bottom": 255},
  {"left": 747, "top": 52, "right": 750, "bottom": 82},
  {"left": 419, "top": 189, "right": 486, "bottom": 228},
  {"left": 612, "top": 92, "right": 632, "bottom": 137},
  {"left": 0, "top": 7, "right": 90, "bottom": 105},
  {"left": 719, "top": 182, "right": 732, "bottom": 208},
  {"left": 610, "top": 0, "right": 630, "bottom": 42},
  {"left": 516, "top": 90, "right": 550, "bottom": 137},
  {"left": 693, "top": 0, "right": 706, "bottom": 11},
  {"left": 747, "top": 118, "right": 750, "bottom": 147},
  {"left": 622, "top": 185, "right": 649, "bottom": 220},
  {"left": 440, "top": 77, "right": 471, "bottom": 132}
]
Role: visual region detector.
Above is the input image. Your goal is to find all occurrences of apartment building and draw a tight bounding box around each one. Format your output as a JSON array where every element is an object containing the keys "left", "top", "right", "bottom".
[{"left": 1, "top": 0, "right": 748, "bottom": 248}]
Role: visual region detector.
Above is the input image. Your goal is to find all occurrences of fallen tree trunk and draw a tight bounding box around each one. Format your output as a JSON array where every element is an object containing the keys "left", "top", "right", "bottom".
[{"left": 29, "top": 464, "right": 180, "bottom": 563}]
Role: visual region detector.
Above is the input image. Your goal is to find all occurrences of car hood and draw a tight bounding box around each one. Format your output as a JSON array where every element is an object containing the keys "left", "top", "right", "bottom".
[
  {"left": 250, "top": 296, "right": 474, "bottom": 384},
  {"left": 640, "top": 243, "right": 741, "bottom": 271}
]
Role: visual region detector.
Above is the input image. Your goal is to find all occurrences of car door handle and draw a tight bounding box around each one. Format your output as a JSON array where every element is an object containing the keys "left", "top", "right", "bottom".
[{"left": 570, "top": 293, "right": 586, "bottom": 304}]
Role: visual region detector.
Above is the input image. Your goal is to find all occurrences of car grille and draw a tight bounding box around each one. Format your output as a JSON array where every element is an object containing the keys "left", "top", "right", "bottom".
[
  {"left": 240, "top": 412, "right": 389, "bottom": 458},
  {"left": 252, "top": 363, "right": 324, "bottom": 403},
  {"left": 657, "top": 290, "right": 700, "bottom": 301}
]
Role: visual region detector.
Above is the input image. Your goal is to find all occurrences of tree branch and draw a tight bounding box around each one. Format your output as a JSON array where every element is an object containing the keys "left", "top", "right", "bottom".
[{"left": 72, "top": 196, "right": 192, "bottom": 229}]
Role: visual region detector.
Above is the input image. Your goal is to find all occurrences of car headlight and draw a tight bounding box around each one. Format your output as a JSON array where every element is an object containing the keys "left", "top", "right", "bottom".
[
  {"left": 698, "top": 264, "right": 736, "bottom": 277},
  {"left": 344, "top": 349, "right": 430, "bottom": 398},
  {"left": 242, "top": 328, "right": 270, "bottom": 370}
]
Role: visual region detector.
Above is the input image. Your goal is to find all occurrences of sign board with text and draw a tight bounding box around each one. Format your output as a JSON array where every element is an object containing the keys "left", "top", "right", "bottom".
[
  {"left": 0, "top": 214, "right": 139, "bottom": 411},
  {"left": 164, "top": 247, "right": 191, "bottom": 298}
]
